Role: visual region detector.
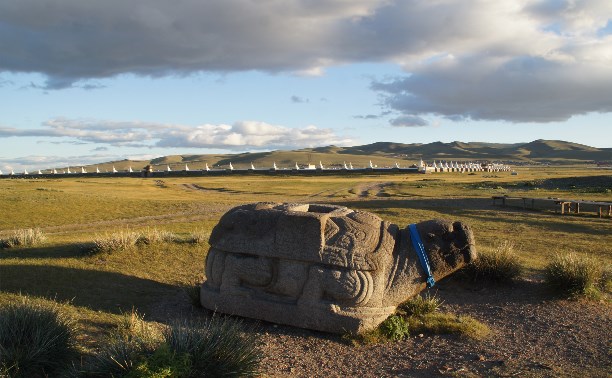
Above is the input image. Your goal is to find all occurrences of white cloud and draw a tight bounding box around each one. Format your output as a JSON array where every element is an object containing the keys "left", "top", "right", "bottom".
[
  {"left": 0, "top": 118, "right": 355, "bottom": 151},
  {"left": 0, "top": 153, "right": 123, "bottom": 172}
]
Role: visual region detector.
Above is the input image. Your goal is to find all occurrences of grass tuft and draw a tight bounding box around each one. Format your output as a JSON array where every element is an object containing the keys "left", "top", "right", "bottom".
[
  {"left": 0, "top": 228, "right": 47, "bottom": 249},
  {"left": 165, "top": 316, "right": 262, "bottom": 377},
  {"left": 136, "top": 227, "right": 178, "bottom": 245},
  {"left": 379, "top": 315, "right": 410, "bottom": 341},
  {"left": 186, "top": 229, "right": 210, "bottom": 244},
  {"left": 462, "top": 240, "right": 523, "bottom": 283},
  {"left": 84, "top": 308, "right": 161, "bottom": 377},
  {"left": 0, "top": 296, "right": 77, "bottom": 377},
  {"left": 91, "top": 230, "right": 140, "bottom": 254},
  {"left": 544, "top": 252, "right": 608, "bottom": 298},
  {"left": 84, "top": 312, "right": 262, "bottom": 377},
  {"left": 182, "top": 282, "right": 203, "bottom": 308},
  {"left": 397, "top": 293, "right": 443, "bottom": 317},
  {"left": 407, "top": 312, "right": 491, "bottom": 341},
  {"left": 350, "top": 294, "right": 490, "bottom": 344}
]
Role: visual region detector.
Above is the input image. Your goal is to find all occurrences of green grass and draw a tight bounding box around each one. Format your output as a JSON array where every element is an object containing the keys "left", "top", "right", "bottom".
[
  {"left": 84, "top": 310, "right": 262, "bottom": 377},
  {"left": 461, "top": 240, "right": 524, "bottom": 283},
  {"left": 351, "top": 294, "right": 490, "bottom": 344},
  {"left": 544, "top": 252, "right": 610, "bottom": 298},
  {"left": 0, "top": 296, "right": 78, "bottom": 377},
  {"left": 0, "top": 167, "right": 610, "bottom": 364}
]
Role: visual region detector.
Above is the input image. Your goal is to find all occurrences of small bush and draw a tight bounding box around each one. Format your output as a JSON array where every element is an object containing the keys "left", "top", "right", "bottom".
[
  {"left": 351, "top": 293, "right": 490, "bottom": 344},
  {"left": 88, "top": 228, "right": 188, "bottom": 254},
  {"left": 137, "top": 228, "right": 178, "bottom": 245},
  {"left": 544, "top": 252, "right": 605, "bottom": 298},
  {"left": 398, "top": 293, "right": 443, "bottom": 317},
  {"left": 182, "top": 282, "right": 202, "bottom": 308},
  {"left": 0, "top": 228, "right": 47, "bottom": 249},
  {"left": 186, "top": 229, "right": 209, "bottom": 244},
  {"left": 85, "top": 309, "right": 161, "bottom": 377},
  {"left": 379, "top": 315, "right": 410, "bottom": 341},
  {"left": 462, "top": 241, "right": 523, "bottom": 283},
  {"left": 85, "top": 313, "right": 262, "bottom": 377},
  {"left": 0, "top": 297, "right": 77, "bottom": 377},
  {"left": 166, "top": 316, "right": 262, "bottom": 377},
  {"left": 91, "top": 230, "right": 140, "bottom": 253}
]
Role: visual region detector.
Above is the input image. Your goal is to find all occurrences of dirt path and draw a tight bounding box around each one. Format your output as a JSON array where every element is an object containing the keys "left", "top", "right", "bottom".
[{"left": 352, "top": 182, "right": 394, "bottom": 197}]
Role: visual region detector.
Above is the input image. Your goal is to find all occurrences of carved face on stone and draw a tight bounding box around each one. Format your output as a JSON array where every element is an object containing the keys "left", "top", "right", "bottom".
[{"left": 416, "top": 219, "right": 476, "bottom": 278}]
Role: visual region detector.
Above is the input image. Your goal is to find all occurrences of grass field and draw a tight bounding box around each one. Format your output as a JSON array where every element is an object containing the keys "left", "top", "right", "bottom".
[{"left": 1, "top": 166, "right": 610, "bottom": 367}]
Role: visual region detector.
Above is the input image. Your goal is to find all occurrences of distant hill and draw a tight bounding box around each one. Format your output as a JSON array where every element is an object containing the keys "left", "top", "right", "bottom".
[{"left": 80, "top": 139, "right": 611, "bottom": 172}]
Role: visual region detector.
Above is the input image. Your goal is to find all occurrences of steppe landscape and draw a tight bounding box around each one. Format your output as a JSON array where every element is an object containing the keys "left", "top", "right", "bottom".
[{"left": 1, "top": 163, "right": 610, "bottom": 377}]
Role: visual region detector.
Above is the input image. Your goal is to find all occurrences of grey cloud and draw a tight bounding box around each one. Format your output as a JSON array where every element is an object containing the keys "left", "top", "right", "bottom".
[
  {"left": 0, "top": 0, "right": 388, "bottom": 88},
  {"left": 374, "top": 52, "right": 612, "bottom": 123},
  {"left": 1, "top": 1, "right": 611, "bottom": 123},
  {"left": 354, "top": 114, "right": 381, "bottom": 120},
  {"left": 291, "top": 95, "right": 309, "bottom": 103},
  {"left": 389, "top": 115, "right": 428, "bottom": 127}
]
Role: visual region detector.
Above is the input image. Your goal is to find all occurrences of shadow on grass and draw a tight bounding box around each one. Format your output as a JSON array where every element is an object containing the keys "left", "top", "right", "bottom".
[
  {"left": 0, "top": 264, "right": 178, "bottom": 315},
  {"left": 0, "top": 243, "right": 89, "bottom": 259}
]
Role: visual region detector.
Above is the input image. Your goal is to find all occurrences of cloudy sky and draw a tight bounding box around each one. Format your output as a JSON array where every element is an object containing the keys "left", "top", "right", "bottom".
[{"left": 1, "top": 0, "right": 611, "bottom": 171}]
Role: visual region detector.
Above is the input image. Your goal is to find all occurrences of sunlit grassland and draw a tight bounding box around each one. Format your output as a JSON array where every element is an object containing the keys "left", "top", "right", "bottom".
[{"left": 0, "top": 166, "right": 610, "bottom": 353}]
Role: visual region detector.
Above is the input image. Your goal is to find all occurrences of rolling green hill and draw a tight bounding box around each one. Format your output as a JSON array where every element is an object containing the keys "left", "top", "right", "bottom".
[{"left": 78, "top": 139, "right": 610, "bottom": 172}]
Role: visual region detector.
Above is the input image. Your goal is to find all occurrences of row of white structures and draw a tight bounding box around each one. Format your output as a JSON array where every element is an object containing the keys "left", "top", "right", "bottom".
[
  {"left": 0, "top": 160, "right": 511, "bottom": 175},
  {"left": 422, "top": 161, "right": 512, "bottom": 173}
]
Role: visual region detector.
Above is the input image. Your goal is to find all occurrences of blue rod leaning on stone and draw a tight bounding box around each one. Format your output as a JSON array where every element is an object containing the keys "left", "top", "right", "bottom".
[{"left": 201, "top": 202, "right": 477, "bottom": 334}]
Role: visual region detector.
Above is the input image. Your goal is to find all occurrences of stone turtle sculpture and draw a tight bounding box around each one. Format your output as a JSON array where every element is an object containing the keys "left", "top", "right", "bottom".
[{"left": 201, "top": 202, "right": 476, "bottom": 334}]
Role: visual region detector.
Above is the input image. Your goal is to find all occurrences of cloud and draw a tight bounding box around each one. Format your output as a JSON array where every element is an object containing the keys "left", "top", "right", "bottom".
[
  {"left": 290, "top": 95, "right": 309, "bottom": 104},
  {"left": 389, "top": 115, "right": 428, "bottom": 127},
  {"left": 0, "top": 153, "right": 122, "bottom": 172},
  {"left": 156, "top": 121, "right": 354, "bottom": 149},
  {"left": 0, "top": 118, "right": 355, "bottom": 150},
  {"left": 1, "top": 1, "right": 611, "bottom": 123}
]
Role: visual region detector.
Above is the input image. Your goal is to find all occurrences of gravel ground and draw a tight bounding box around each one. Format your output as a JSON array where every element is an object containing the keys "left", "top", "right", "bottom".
[{"left": 253, "top": 277, "right": 611, "bottom": 377}]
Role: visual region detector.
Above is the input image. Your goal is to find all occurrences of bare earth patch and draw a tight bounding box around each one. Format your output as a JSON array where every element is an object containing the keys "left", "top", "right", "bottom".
[{"left": 250, "top": 278, "right": 610, "bottom": 377}]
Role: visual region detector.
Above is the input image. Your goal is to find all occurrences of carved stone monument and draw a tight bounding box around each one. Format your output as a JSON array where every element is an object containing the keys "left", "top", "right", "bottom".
[{"left": 200, "top": 202, "right": 476, "bottom": 333}]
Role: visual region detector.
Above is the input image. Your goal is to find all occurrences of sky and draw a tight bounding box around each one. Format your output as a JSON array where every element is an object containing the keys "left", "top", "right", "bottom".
[{"left": 1, "top": 0, "right": 611, "bottom": 171}]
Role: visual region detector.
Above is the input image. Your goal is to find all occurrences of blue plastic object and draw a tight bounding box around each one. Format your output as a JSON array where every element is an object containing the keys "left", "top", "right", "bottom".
[{"left": 408, "top": 223, "right": 436, "bottom": 288}]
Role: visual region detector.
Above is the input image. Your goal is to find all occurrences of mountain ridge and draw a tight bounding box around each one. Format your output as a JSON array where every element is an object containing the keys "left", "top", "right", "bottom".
[{"left": 79, "top": 139, "right": 611, "bottom": 172}]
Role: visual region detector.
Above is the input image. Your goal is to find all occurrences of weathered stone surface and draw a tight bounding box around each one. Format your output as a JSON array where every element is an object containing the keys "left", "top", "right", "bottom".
[{"left": 201, "top": 202, "right": 477, "bottom": 334}]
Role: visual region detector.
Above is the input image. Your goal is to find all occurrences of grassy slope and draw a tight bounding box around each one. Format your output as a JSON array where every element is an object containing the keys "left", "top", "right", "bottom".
[
  {"left": 62, "top": 139, "right": 612, "bottom": 173},
  {"left": 0, "top": 167, "right": 610, "bottom": 352}
]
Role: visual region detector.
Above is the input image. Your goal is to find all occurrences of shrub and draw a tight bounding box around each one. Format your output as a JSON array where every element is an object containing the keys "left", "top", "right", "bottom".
[
  {"left": 0, "top": 297, "right": 77, "bottom": 377},
  {"left": 0, "top": 228, "right": 47, "bottom": 249},
  {"left": 137, "top": 228, "right": 178, "bottom": 245},
  {"left": 88, "top": 228, "right": 188, "bottom": 254},
  {"left": 351, "top": 293, "right": 490, "bottom": 345},
  {"left": 85, "top": 313, "right": 262, "bottom": 377},
  {"left": 544, "top": 252, "right": 605, "bottom": 298},
  {"left": 379, "top": 315, "right": 410, "bottom": 341},
  {"left": 462, "top": 240, "right": 523, "bottom": 283},
  {"left": 186, "top": 229, "right": 209, "bottom": 244},
  {"left": 85, "top": 309, "right": 161, "bottom": 377},
  {"left": 182, "top": 282, "right": 202, "bottom": 308},
  {"left": 91, "top": 230, "right": 140, "bottom": 253},
  {"left": 165, "top": 316, "right": 262, "bottom": 377},
  {"left": 397, "top": 293, "right": 442, "bottom": 317}
]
